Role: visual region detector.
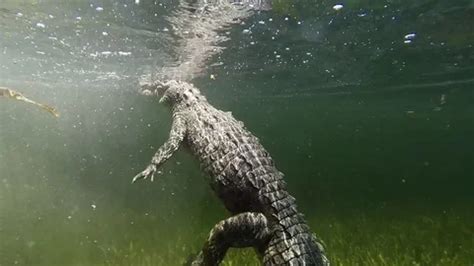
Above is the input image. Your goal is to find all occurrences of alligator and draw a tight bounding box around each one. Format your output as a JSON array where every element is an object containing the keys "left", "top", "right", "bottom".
[{"left": 133, "top": 80, "right": 329, "bottom": 266}]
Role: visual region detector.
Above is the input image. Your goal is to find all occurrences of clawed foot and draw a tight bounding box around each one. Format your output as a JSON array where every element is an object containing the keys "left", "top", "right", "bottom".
[{"left": 132, "top": 164, "right": 157, "bottom": 183}]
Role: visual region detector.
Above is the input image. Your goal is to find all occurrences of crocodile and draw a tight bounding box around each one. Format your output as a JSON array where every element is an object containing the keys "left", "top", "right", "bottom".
[{"left": 133, "top": 80, "right": 329, "bottom": 266}]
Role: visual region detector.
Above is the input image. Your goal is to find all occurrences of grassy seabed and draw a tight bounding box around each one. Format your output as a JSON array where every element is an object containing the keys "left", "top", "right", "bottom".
[{"left": 101, "top": 207, "right": 473, "bottom": 266}]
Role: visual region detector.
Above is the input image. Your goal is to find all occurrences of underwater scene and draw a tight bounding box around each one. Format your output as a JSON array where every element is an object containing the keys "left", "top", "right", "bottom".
[{"left": 0, "top": 0, "right": 473, "bottom": 265}]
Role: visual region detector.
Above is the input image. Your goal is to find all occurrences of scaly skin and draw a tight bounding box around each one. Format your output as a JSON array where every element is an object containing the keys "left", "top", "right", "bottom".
[{"left": 133, "top": 80, "right": 329, "bottom": 266}]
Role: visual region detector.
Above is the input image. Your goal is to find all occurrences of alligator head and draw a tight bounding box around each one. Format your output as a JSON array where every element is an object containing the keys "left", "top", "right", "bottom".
[{"left": 139, "top": 80, "right": 205, "bottom": 106}]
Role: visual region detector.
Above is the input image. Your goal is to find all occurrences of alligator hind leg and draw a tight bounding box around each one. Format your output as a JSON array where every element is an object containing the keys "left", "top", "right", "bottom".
[{"left": 191, "top": 212, "right": 270, "bottom": 266}]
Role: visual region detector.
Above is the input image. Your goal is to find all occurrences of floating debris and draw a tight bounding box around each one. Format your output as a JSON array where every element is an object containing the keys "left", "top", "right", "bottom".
[
  {"left": 405, "top": 110, "right": 415, "bottom": 117},
  {"left": 404, "top": 33, "right": 416, "bottom": 40},
  {"left": 36, "top": 22, "right": 46, "bottom": 28},
  {"left": 333, "top": 4, "right": 344, "bottom": 11},
  {"left": 440, "top": 94, "right": 446, "bottom": 105},
  {"left": 0, "top": 86, "right": 59, "bottom": 117},
  {"left": 403, "top": 33, "right": 416, "bottom": 44}
]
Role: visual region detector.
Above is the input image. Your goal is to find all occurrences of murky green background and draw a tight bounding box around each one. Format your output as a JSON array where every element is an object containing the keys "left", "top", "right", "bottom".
[{"left": 0, "top": 0, "right": 473, "bottom": 265}]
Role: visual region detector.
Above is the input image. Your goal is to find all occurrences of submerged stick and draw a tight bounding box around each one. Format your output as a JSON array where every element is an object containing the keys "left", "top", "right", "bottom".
[{"left": 0, "top": 86, "right": 59, "bottom": 117}]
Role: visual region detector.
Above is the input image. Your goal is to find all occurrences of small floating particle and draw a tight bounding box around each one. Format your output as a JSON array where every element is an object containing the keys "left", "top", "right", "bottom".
[
  {"left": 76, "top": 16, "right": 82, "bottom": 20},
  {"left": 210, "top": 74, "right": 216, "bottom": 80},
  {"left": 404, "top": 33, "right": 416, "bottom": 40},
  {"left": 404, "top": 40, "right": 412, "bottom": 44},
  {"left": 163, "top": 27, "right": 169, "bottom": 32},
  {"left": 333, "top": 4, "right": 344, "bottom": 11},
  {"left": 95, "top": 7, "right": 104, "bottom": 11},
  {"left": 102, "top": 31, "right": 108, "bottom": 36},
  {"left": 16, "top": 12, "right": 23, "bottom": 17},
  {"left": 258, "top": 20, "right": 265, "bottom": 25},
  {"left": 118, "top": 51, "right": 131, "bottom": 56},
  {"left": 440, "top": 94, "right": 446, "bottom": 105},
  {"left": 36, "top": 23, "right": 46, "bottom": 28},
  {"left": 91, "top": 204, "right": 96, "bottom": 210},
  {"left": 242, "top": 29, "right": 250, "bottom": 34}
]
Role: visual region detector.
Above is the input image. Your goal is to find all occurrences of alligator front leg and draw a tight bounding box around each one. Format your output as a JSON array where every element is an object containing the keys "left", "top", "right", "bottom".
[
  {"left": 191, "top": 212, "right": 270, "bottom": 266},
  {"left": 132, "top": 113, "right": 186, "bottom": 183}
]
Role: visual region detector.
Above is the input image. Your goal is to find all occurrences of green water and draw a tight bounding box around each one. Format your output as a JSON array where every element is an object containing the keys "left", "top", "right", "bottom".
[{"left": 0, "top": 0, "right": 473, "bottom": 265}]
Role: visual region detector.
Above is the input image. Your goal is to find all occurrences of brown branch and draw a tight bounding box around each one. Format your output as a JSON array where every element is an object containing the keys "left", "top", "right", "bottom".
[{"left": 0, "top": 86, "right": 59, "bottom": 117}]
